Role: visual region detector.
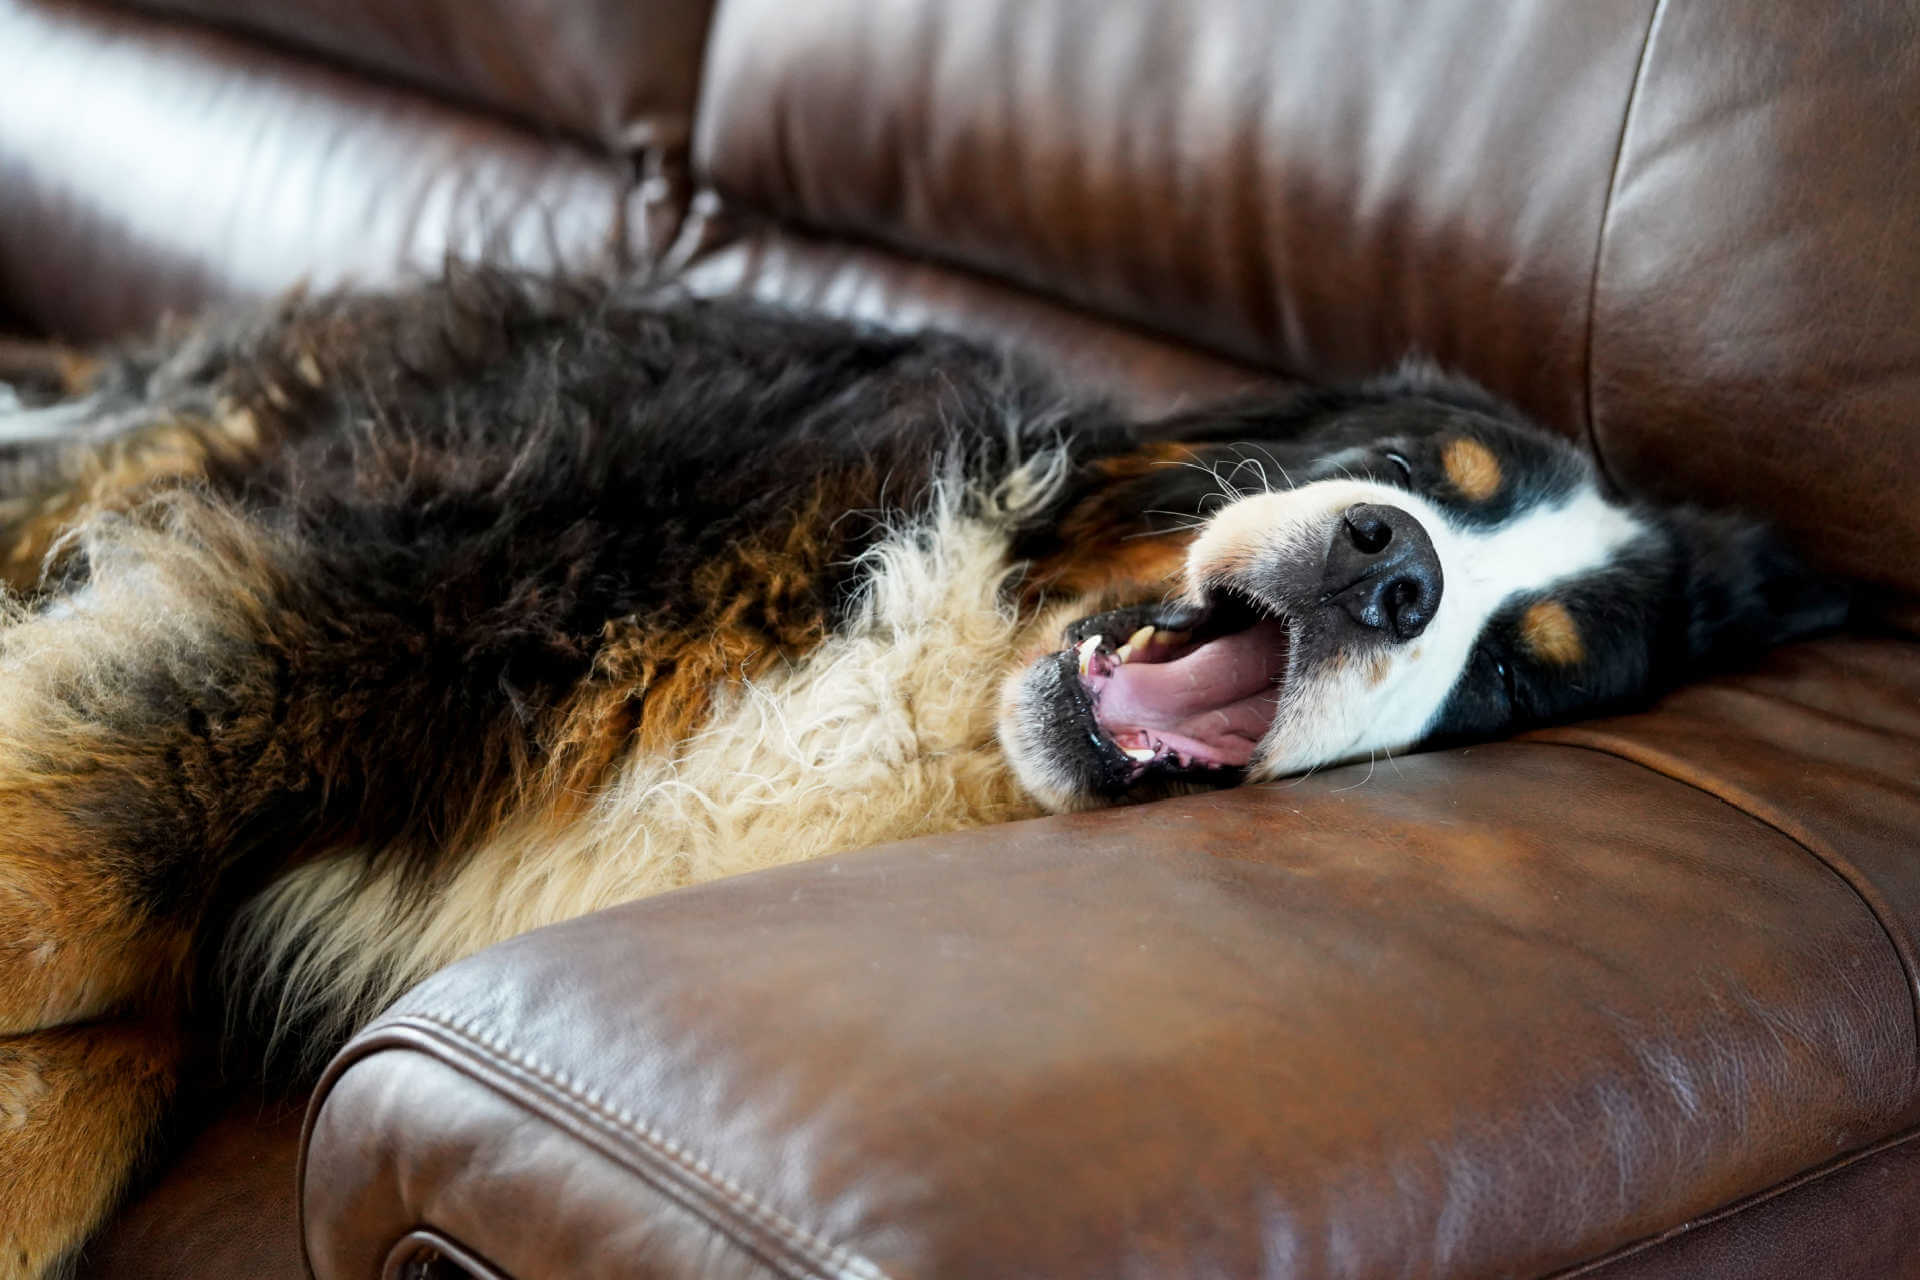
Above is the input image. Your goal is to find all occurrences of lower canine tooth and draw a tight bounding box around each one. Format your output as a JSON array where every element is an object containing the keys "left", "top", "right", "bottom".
[{"left": 1123, "top": 746, "right": 1156, "bottom": 762}]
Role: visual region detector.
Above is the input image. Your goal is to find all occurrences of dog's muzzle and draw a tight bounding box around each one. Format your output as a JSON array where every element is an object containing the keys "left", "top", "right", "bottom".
[{"left": 1320, "top": 502, "right": 1443, "bottom": 642}]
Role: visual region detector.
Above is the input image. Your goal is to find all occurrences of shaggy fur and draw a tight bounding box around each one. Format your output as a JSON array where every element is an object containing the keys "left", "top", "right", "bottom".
[{"left": 0, "top": 271, "right": 1843, "bottom": 1277}]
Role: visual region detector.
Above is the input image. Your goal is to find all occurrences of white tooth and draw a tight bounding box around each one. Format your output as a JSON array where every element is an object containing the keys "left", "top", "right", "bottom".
[
  {"left": 1114, "top": 643, "right": 1135, "bottom": 664},
  {"left": 1126, "top": 625, "right": 1156, "bottom": 650},
  {"left": 1076, "top": 633, "right": 1105, "bottom": 676},
  {"left": 1123, "top": 746, "right": 1156, "bottom": 762}
]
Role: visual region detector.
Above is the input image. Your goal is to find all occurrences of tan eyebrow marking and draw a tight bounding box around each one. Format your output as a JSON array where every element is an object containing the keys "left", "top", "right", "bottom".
[
  {"left": 1520, "top": 600, "right": 1585, "bottom": 666},
  {"left": 1441, "top": 437, "right": 1502, "bottom": 502}
]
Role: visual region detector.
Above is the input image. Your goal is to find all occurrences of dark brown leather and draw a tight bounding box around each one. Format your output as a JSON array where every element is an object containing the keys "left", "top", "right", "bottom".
[
  {"left": 693, "top": 0, "right": 1920, "bottom": 595},
  {"left": 123, "top": 0, "right": 718, "bottom": 149},
  {"left": 303, "top": 638, "right": 1920, "bottom": 1279},
  {"left": 694, "top": 0, "right": 1657, "bottom": 441},
  {"left": 0, "top": 0, "right": 1912, "bottom": 1272},
  {"left": 1535, "top": 634, "right": 1920, "bottom": 988},
  {"left": 0, "top": 0, "right": 670, "bottom": 342},
  {"left": 1587, "top": 2, "right": 1920, "bottom": 596},
  {"left": 76, "top": 1096, "right": 307, "bottom": 1280},
  {"left": 676, "top": 210, "right": 1282, "bottom": 414},
  {"left": 1572, "top": 1127, "right": 1920, "bottom": 1280}
]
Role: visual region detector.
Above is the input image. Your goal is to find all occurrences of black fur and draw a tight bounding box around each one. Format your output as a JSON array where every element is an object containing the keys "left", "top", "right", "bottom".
[
  {"left": 0, "top": 272, "right": 1856, "bottom": 1280},
  {"left": 0, "top": 273, "right": 1846, "bottom": 1055}
]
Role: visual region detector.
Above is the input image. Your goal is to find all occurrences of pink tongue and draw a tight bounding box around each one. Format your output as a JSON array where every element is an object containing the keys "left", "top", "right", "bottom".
[{"left": 1094, "top": 620, "right": 1288, "bottom": 761}]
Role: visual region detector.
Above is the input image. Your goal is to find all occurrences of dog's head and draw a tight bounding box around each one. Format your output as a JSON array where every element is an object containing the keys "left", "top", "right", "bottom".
[{"left": 999, "top": 367, "right": 1847, "bottom": 811}]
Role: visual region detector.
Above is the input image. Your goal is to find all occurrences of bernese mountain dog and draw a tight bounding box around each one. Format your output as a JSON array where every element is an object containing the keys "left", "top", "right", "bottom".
[{"left": 0, "top": 271, "right": 1844, "bottom": 1274}]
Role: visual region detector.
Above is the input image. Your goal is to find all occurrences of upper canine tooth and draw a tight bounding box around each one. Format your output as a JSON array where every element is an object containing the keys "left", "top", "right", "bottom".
[
  {"left": 1126, "top": 625, "right": 1156, "bottom": 650},
  {"left": 1076, "top": 633, "right": 1105, "bottom": 676},
  {"left": 1122, "top": 746, "right": 1156, "bottom": 762}
]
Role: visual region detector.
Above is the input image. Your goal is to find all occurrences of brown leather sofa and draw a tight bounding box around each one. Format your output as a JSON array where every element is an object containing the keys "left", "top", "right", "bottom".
[{"left": 3, "top": 1, "right": 1918, "bottom": 1276}]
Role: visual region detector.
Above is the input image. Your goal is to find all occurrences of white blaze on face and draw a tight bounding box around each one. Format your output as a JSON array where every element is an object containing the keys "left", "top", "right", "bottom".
[{"left": 1184, "top": 477, "right": 1650, "bottom": 779}]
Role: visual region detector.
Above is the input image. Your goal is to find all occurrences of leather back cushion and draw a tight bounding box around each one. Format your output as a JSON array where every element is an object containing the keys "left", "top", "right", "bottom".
[
  {"left": 0, "top": 0, "right": 665, "bottom": 339},
  {"left": 694, "top": 0, "right": 1920, "bottom": 594},
  {"left": 123, "top": 0, "right": 717, "bottom": 148},
  {"left": 1588, "top": 3, "right": 1920, "bottom": 600}
]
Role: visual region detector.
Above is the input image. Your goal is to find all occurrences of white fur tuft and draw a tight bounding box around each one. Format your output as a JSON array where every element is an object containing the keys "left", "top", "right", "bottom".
[{"left": 230, "top": 449, "right": 1073, "bottom": 1049}]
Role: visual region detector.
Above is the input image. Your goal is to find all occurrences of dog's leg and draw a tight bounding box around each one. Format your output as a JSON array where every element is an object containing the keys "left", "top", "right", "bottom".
[
  {"left": 0, "top": 492, "right": 319, "bottom": 1277},
  {"left": 0, "top": 655, "right": 200, "bottom": 1278},
  {"left": 0, "top": 1019, "right": 182, "bottom": 1279},
  {"left": 0, "top": 695, "right": 200, "bottom": 1278},
  {"left": 0, "top": 864, "right": 186, "bottom": 1278},
  {"left": 0, "top": 826, "right": 195, "bottom": 1039},
  {"left": 0, "top": 452, "right": 624, "bottom": 1272}
]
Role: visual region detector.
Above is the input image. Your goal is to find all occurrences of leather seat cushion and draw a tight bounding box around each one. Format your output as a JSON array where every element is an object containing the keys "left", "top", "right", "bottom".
[{"left": 302, "top": 633, "right": 1920, "bottom": 1278}]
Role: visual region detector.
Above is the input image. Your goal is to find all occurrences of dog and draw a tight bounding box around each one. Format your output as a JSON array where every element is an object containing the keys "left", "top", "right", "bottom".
[{"left": 0, "top": 271, "right": 1844, "bottom": 1274}]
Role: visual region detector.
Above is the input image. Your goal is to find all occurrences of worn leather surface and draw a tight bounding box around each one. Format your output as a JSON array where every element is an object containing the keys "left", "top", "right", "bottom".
[
  {"left": 676, "top": 211, "right": 1282, "bottom": 415},
  {"left": 304, "top": 638, "right": 1920, "bottom": 1279},
  {"left": 694, "top": 0, "right": 1654, "bottom": 442},
  {"left": 0, "top": 0, "right": 670, "bottom": 342},
  {"left": 1535, "top": 634, "right": 1920, "bottom": 1011},
  {"left": 122, "top": 0, "right": 717, "bottom": 149},
  {"left": 75, "top": 1095, "right": 307, "bottom": 1280},
  {"left": 694, "top": 0, "right": 1920, "bottom": 595},
  {"left": 1573, "top": 1127, "right": 1920, "bottom": 1280},
  {"left": 1587, "top": 2, "right": 1920, "bottom": 596},
  {"left": 6, "top": 0, "right": 1915, "bottom": 595},
  {"left": 0, "top": 0, "right": 1914, "bottom": 1273}
]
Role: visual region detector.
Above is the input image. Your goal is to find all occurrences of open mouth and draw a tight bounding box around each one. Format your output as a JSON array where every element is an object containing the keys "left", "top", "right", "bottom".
[{"left": 1057, "top": 592, "right": 1292, "bottom": 788}]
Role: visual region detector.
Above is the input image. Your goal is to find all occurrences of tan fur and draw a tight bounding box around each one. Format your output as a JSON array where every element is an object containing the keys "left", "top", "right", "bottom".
[
  {"left": 513, "top": 473, "right": 882, "bottom": 835},
  {"left": 1183, "top": 482, "right": 1355, "bottom": 595},
  {"left": 0, "top": 410, "right": 263, "bottom": 592},
  {"left": 626, "top": 476, "right": 859, "bottom": 754},
  {"left": 0, "top": 340, "right": 99, "bottom": 398},
  {"left": 1520, "top": 599, "right": 1585, "bottom": 666},
  {"left": 1441, "top": 437, "right": 1503, "bottom": 502},
  {"left": 0, "top": 497, "right": 291, "bottom": 1033},
  {"left": 0, "top": 490, "right": 304, "bottom": 1032},
  {"left": 0, "top": 852, "right": 190, "bottom": 1036},
  {"left": 0, "top": 491, "right": 331, "bottom": 1270},
  {"left": 1029, "top": 445, "right": 1198, "bottom": 599},
  {"left": 1031, "top": 534, "right": 1191, "bottom": 603},
  {"left": 231, "top": 456, "right": 1076, "bottom": 1045},
  {"left": 0, "top": 1020, "right": 181, "bottom": 1279}
]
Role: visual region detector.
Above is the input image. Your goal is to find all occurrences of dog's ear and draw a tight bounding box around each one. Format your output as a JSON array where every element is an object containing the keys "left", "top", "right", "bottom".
[{"left": 1666, "top": 507, "right": 1850, "bottom": 666}]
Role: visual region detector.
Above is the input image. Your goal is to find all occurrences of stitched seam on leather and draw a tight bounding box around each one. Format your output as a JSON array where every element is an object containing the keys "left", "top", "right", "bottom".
[
  {"left": 396, "top": 1015, "right": 872, "bottom": 1280},
  {"left": 394, "top": 1010, "right": 892, "bottom": 1280},
  {"left": 1543, "top": 1121, "right": 1920, "bottom": 1278},
  {"left": 1579, "top": 0, "right": 1667, "bottom": 487},
  {"left": 1524, "top": 730, "right": 1920, "bottom": 1091}
]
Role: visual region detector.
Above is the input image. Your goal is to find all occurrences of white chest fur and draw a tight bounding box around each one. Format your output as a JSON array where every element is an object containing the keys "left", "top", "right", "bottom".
[{"left": 233, "top": 464, "right": 1066, "bottom": 1045}]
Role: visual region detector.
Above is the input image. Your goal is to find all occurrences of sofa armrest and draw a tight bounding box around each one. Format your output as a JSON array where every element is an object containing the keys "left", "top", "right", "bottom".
[{"left": 300, "top": 735, "right": 1917, "bottom": 1279}]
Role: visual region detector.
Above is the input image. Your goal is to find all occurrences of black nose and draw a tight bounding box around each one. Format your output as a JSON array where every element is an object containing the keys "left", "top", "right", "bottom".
[{"left": 1322, "top": 503, "right": 1444, "bottom": 641}]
